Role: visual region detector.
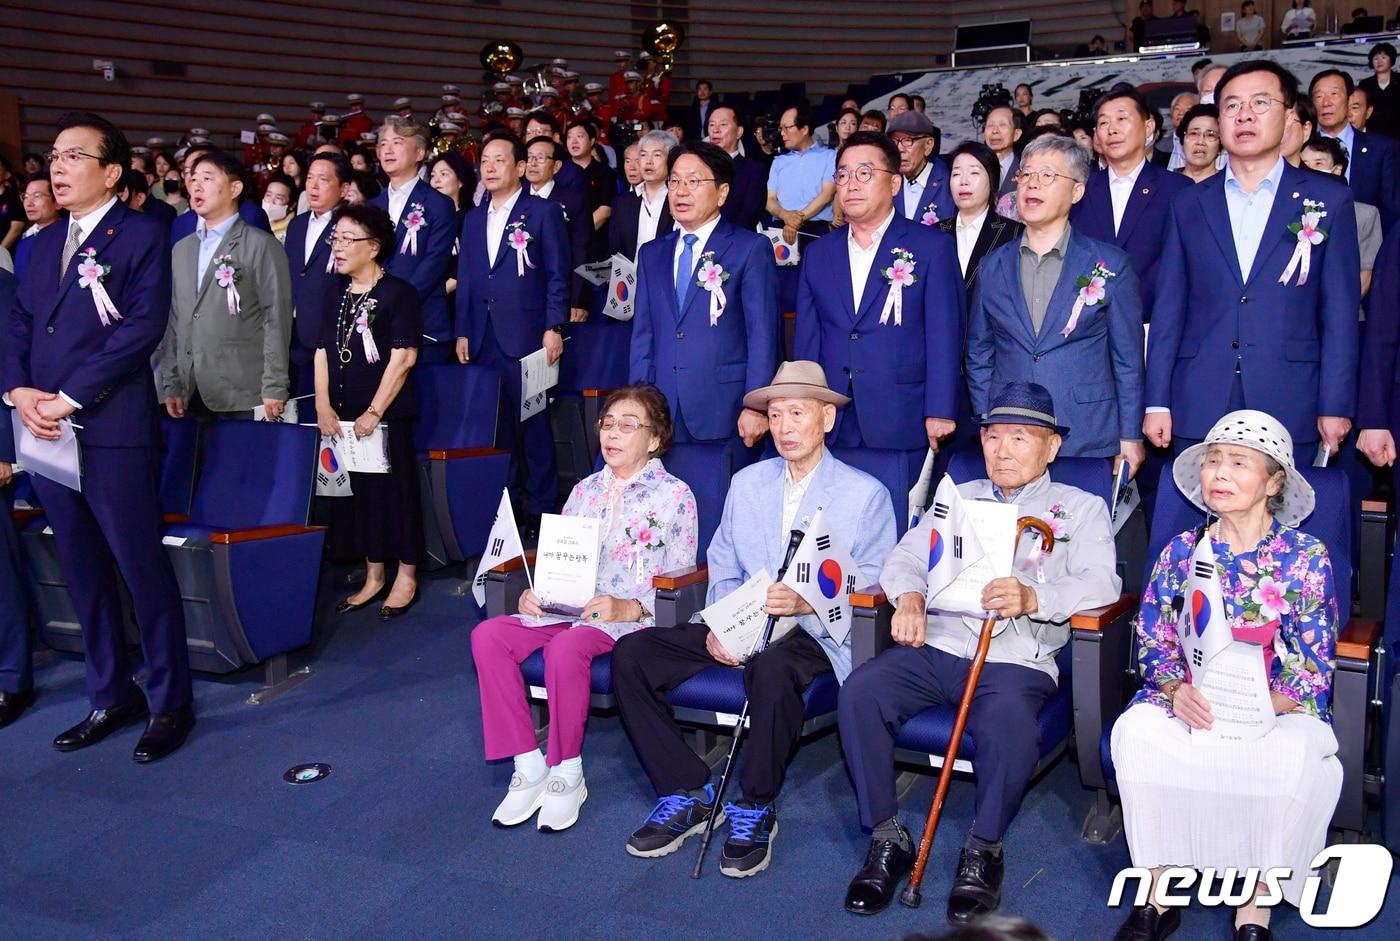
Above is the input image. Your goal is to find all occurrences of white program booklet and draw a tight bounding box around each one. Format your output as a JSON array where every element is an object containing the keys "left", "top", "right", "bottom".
[
  {"left": 519, "top": 346, "right": 560, "bottom": 421},
  {"left": 698, "top": 568, "right": 786, "bottom": 662},
  {"left": 533, "top": 514, "right": 601, "bottom": 616},
  {"left": 13, "top": 418, "right": 81, "bottom": 492},
  {"left": 927, "top": 499, "right": 1019, "bottom": 618},
  {"left": 335, "top": 422, "right": 390, "bottom": 473},
  {"left": 1191, "top": 641, "right": 1278, "bottom": 745}
]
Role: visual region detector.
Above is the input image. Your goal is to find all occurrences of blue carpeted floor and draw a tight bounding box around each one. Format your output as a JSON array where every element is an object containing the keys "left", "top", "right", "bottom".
[{"left": 1, "top": 566, "right": 1394, "bottom": 940}]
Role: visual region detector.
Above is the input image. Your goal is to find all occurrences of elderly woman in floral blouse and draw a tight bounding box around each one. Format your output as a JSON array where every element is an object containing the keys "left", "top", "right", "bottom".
[
  {"left": 1110, "top": 410, "right": 1340, "bottom": 941},
  {"left": 471, "top": 384, "right": 698, "bottom": 833}
]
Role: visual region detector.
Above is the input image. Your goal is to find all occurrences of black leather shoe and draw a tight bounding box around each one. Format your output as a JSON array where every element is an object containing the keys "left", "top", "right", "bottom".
[
  {"left": 1114, "top": 904, "right": 1181, "bottom": 941},
  {"left": 0, "top": 689, "right": 35, "bottom": 729},
  {"left": 53, "top": 694, "right": 150, "bottom": 751},
  {"left": 947, "top": 844, "right": 1005, "bottom": 926},
  {"left": 519, "top": 514, "right": 541, "bottom": 545},
  {"left": 379, "top": 591, "right": 420, "bottom": 620},
  {"left": 844, "top": 837, "right": 915, "bottom": 915},
  {"left": 1235, "top": 925, "right": 1271, "bottom": 941},
  {"left": 335, "top": 586, "right": 385, "bottom": 615},
  {"left": 133, "top": 706, "right": 196, "bottom": 763}
]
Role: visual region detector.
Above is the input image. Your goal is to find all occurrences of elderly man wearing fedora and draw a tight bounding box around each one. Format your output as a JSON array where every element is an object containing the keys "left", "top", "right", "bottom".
[
  {"left": 613, "top": 361, "right": 897, "bottom": 878},
  {"left": 1110, "top": 410, "right": 1339, "bottom": 941},
  {"left": 839, "top": 382, "right": 1121, "bottom": 924}
]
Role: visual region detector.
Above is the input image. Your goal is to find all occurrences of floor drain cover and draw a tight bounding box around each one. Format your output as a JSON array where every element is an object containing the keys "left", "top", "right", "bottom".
[{"left": 283, "top": 763, "right": 332, "bottom": 784}]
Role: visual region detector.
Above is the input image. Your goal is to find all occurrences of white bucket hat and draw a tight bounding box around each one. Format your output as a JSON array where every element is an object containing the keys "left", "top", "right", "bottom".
[{"left": 1173, "top": 410, "right": 1315, "bottom": 527}]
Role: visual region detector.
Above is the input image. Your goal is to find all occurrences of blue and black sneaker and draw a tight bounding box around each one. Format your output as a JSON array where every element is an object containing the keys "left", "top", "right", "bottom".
[
  {"left": 625, "top": 785, "right": 725, "bottom": 858},
  {"left": 719, "top": 799, "right": 777, "bottom": 877}
]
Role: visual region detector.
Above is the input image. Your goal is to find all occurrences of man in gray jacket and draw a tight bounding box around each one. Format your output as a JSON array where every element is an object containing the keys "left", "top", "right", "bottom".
[
  {"left": 840, "top": 382, "right": 1120, "bottom": 924},
  {"left": 160, "top": 150, "right": 291, "bottom": 420}
]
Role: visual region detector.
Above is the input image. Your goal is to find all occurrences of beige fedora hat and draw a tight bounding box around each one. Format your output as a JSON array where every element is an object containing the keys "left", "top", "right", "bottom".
[{"left": 742, "top": 361, "right": 850, "bottom": 411}]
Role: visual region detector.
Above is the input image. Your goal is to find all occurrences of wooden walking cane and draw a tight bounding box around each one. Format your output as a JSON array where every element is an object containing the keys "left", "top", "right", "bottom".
[{"left": 899, "top": 515, "right": 1056, "bottom": 908}]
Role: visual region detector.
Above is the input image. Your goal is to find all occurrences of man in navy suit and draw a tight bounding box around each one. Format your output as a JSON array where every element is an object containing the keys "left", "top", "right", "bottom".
[
  {"left": 524, "top": 136, "right": 592, "bottom": 320},
  {"left": 629, "top": 141, "right": 780, "bottom": 447},
  {"left": 454, "top": 134, "right": 569, "bottom": 528},
  {"left": 1312, "top": 68, "right": 1400, "bottom": 229},
  {"left": 967, "top": 135, "right": 1146, "bottom": 469},
  {"left": 0, "top": 265, "right": 33, "bottom": 729},
  {"left": 1147, "top": 61, "right": 1360, "bottom": 461},
  {"left": 795, "top": 131, "right": 963, "bottom": 465},
  {"left": 708, "top": 106, "right": 768, "bottom": 231},
  {"left": 283, "top": 152, "right": 349, "bottom": 396},
  {"left": 889, "top": 112, "right": 954, "bottom": 227},
  {"left": 608, "top": 130, "right": 676, "bottom": 263},
  {"left": 371, "top": 117, "right": 457, "bottom": 363},
  {"left": 1070, "top": 88, "right": 1192, "bottom": 320},
  {"left": 3, "top": 112, "right": 193, "bottom": 760}
]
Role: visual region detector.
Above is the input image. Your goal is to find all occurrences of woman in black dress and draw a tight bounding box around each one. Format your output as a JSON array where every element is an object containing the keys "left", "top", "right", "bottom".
[{"left": 315, "top": 202, "right": 424, "bottom": 619}]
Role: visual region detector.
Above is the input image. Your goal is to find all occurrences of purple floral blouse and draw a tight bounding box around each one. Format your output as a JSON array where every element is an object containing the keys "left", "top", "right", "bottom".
[
  {"left": 559, "top": 458, "right": 699, "bottom": 641},
  {"left": 1130, "top": 521, "right": 1338, "bottom": 721}
]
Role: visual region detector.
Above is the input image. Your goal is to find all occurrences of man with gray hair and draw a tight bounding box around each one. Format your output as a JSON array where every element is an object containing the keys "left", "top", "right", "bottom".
[
  {"left": 608, "top": 129, "right": 677, "bottom": 261},
  {"left": 370, "top": 116, "right": 456, "bottom": 361},
  {"left": 966, "top": 135, "right": 1146, "bottom": 471}
]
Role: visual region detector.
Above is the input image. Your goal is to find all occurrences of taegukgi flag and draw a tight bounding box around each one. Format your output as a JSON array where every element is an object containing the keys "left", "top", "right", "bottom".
[
  {"left": 925, "top": 475, "right": 985, "bottom": 606},
  {"left": 472, "top": 489, "right": 526, "bottom": 606},
  {"left": 781, "top": 508, "right": 861, "bottom": 644}
]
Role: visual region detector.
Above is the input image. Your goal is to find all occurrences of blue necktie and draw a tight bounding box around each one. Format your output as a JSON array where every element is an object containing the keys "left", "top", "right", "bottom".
[{"left": 675, "top": 233, "right": 698, "bottom": 311}]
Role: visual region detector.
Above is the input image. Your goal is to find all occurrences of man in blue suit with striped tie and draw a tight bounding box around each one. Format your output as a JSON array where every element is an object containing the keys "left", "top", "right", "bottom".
[
  {"left": 3, "top": 113, "right": 193, "bottom": 759},
  {"left": 372, "top": 117, "right": 457, "bottom": 363},
  {"left": 1146, "top": 61, "right": 1360, "bottom": 462},
  {"left": 629, "top": 141, "right": 779, "bottom": 447},
  {"left": 454, "top": 134, "right": 570, "bottom": 531},
  {"left": 282, "top": 152, "right": 349, "bottom": 396}
]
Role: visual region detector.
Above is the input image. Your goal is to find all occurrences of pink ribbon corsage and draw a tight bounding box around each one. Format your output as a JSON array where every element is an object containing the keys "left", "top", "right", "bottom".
[
  {"left": 76, "top": 248, "right": 121, "bottom": 326},
  {"left": 1279, "top": 199, "right": 1327, "bottom": 287},
  {"left": 919, "top": 202, "right": 940, "bottom": 226},
  {"left": 1061, "top": 260, "right": 1115, "bottom": 338},
  {"left": 213, "top": 254, "right": 241, "bottom": 316},
  {"left": 356, "top": 298, "right": 381, "bottom": 364},
  {"left": 401, "top": 202, "right": 426, "bottom": 256},
  {"left": 695, "top": 252, "right": 730, "bottom": 326},
  {"left": 879, "top": 248, "right": 917, "bottom": 326},
  {"left": 506, "top": 220, "right": 535, "bottom": 276}
]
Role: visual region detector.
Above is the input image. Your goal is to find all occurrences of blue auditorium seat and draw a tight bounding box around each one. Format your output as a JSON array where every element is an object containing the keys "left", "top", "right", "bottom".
[
  {"left": 666, "top": 661, "right": 841, "bottom": 737},
  {"left": 413, "top": 364, "right": 511, "bottom": 567},
  {"left": 1081, "top": 463, "right": 1379, "bottom": 843}
]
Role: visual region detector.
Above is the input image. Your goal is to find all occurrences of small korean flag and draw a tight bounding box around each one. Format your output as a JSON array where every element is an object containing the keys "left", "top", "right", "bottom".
[
  {"left": 925, "top": 475, "right": 985, "bottom": 606},
  {"left": 472, "top": 489, "right": 526, "bottom": 606},
  {"left": 781, "top": 508, "right": 861, "bottom": 644},
  {"left": 315, "top": 437, "right": 353, "bottom": 497}
]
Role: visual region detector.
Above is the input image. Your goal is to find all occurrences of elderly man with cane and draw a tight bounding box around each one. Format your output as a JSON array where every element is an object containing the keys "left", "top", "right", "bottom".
[
  {"left": 839, "top": 382, "right": 1121, "bottom": 924},
  {"left": 613, "top": 361, "right": 896, "bottom": 878}
]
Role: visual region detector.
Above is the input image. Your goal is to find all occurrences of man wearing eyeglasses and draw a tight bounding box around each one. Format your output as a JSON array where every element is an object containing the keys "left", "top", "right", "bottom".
[
  {"left": 2, "top": 112, "right": 194, "bottom": 759},
  {"left": 793, "top": 131, "right": 963, "bottom": 498},
  {"left": 888, "top": 111, "right": 953, "bottom": 226},
  {"left": 967, "top": 135, "right": 1146, "bottom": 470},
  {"left": 629, "top": 141, "right": 778, "bottom": 449},
  {"left": 526, "top": 136, "right": 591, "bottom": 322},
  {"left": 766, "top": 107, "right": 837, "bottom": 314},
  {"left": 1146, "top": 60, "right": 1360, "bottom": 465},
  {"left": 283, "top": 152, "right": 350, "bottom": 395}
]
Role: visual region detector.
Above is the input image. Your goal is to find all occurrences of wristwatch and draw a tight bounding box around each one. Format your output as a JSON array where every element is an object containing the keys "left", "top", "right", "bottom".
[{"left": 549, "top": 325, "right": 566, "bottom": 335}]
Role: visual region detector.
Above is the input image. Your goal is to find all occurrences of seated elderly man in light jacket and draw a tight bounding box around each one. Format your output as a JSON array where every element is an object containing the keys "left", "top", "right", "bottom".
[
  {"left": 613, "top": 360, "right": 897, "bottom": 879},
  {"left": 839, "top": 381, "right": 1120, "bottom": 925}
]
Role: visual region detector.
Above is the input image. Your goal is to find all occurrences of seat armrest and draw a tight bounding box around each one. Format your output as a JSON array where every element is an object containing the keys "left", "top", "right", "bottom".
[
  {"left": 1332, "top": 616, "right": 1380, "bottom": 834},
  {"left": 163, "top": 513, "right": 188, "bottom": 524},
  {"left": 654, "top": 564, "right": 709, "bottom": 627},
  {"left": 1336, "top": 617, "right": 1380, "bottom": 663},
  {"left": 484, "top": 551, "right": 537, "bottom": 617},
  {"left": 653, "top": 564, "right": 709, "bottom": 590},
  {"left": 1070, "top": 594, "right": 1138, "bottom": 792},
  {"left": 428, "top": 447, "right": 511, "bottom": 460},
  {"left": 210, "top": 524, "right": 327, "bottom": 545},
  {"left": 491, "top": 549, "right": 537, "bottom": 575},
  {"left": 850, "top": 584, "right": 895, "bottom": 670}
]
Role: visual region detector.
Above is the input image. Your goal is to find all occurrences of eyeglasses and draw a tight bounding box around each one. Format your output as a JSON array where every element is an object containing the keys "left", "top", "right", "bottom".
[
  {"left": 524, "top": 155, "right": 556, "bottom": 165},
  {"left": 597, "top": 416, "right": 651, "bottom": 434},
  {"left": 1184, "top": 128, "right": 1220, "bottom": 141},
  {"left": 779, "top": 124, "right": 799, "bottom": 132},
  {"left": 1014, "top": 167, "right": 1083, "bottom": 187},
  {"left": 327, "top": 233, "right": 373, "bottom": 246},
  {"left": 833, "top": 164, "right": 897, "bottom": 186},
  {"left": 1220, "top": 95, "right": 1284, "bottom": 118},
  {"left": 45, "top": 148, "right": 102, "bottom": 168},
  {"left": 666, "top": 176, "right": 716, "bottom": 191},
  {"left": 890, "top": 135, "right": 930, "bottom": 149}
]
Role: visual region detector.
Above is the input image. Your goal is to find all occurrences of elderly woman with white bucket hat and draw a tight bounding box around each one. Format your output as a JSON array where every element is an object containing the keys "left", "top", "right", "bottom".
[{"left": 1109, "top": 411, "right": 1341, "bottom": 941}]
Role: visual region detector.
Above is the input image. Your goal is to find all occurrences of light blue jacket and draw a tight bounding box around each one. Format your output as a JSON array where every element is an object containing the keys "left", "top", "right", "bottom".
[{"left": 702, "top": 449, "right": 896, "bottom": 682}]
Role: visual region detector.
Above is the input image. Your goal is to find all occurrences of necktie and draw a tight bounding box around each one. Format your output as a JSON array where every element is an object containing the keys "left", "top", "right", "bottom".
[
  {"left": 59, "top": 220, "right": 82, "bottom": 287},
  {"left": 675, "top": 232, "right": 698, "bottom": 311}
]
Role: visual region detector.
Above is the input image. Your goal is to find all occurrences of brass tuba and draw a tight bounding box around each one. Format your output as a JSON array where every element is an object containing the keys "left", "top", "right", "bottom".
[
  {"left": 479, "top": 40, "right": 522, "bottom": 79},
  {"left": 643, "top": 21, "right": 685, "bottom": 74}
]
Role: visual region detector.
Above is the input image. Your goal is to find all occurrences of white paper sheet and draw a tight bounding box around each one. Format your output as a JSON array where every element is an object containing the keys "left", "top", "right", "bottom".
[
  {"left": 1191, "top": 641, "right": 1278, "bottom": 744},
  {"left": 574, "top": 259, "right": 615, "bottom": 287},
  {"left": 335, "top": 422, "right": 390, "bottom": 473},
  {"left": 928, "top": 499, "right": 1018, "bottom": 618},
  {"left": 519, "top": 347, "right": 560, "bottom": 421},
  {"left": 253, "top": 395, "right": 310, "bottom": 423},
  {"left": 699, "top": 568, "right": 783, "bottom": 662},
  {"left": 13, "top": 418, "right": 81, "bottom": 492},
  {"left": 533, "top": 514, "right": 601, "bottom": 615}
]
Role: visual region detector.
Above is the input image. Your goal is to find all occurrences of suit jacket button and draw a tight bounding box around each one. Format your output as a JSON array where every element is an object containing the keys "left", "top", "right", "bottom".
[
  {"left": 676, "top": 331, "right": 684, "bottom": 339},
  {"left": 1239, "top": 295, "right": 1248, "bottom": 303},
  {"left": 849, "top": 332, "right": 859, "bottom": 340},
  {"left": 1231, "top": 340, "right": 1240, "bottom": 349},
  {"left": 488, "top": 274, "right": 493, "bottom": 280},
  {"left": 46, "top": 326, "right": 55, "bottom": 334},
  {"left": 1033, "top": 354, "right": 1042, "bottom": 362}
]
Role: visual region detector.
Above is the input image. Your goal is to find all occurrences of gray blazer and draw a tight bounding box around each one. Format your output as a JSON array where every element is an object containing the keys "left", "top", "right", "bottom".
[
  {"left": 159, "top": 216, "right": 292, "bottom": 412},
  {"left": 880, "top": 471, "right": 1120, "bottom": 683}
]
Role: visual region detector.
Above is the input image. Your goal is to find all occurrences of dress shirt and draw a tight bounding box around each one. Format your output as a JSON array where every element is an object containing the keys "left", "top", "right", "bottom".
[
  {"left": 195, "top": 211, "right": 237, "bottom": 285},
  {"left": 637, "top": 184, "right": 669, "bottom": 249},
  {"left": 673, "top": 212, "right": 722, "bottom": 290},
  {"left": 955, "top": 208, "right": 988, "bottom": 276},
  {"left": 775, "top": 458, "right": 818, "bottom": 637},
  {"left": 1017, "top": 224, "right": 1071, "bottom": 334},
  {"left": 530, "top": 180, "right": 556, "bottom": 200},
  {"left": 1108, "top": 159, "right": 1146, "bottom": 234},
  {"left": 1222, "top": 156, "right": 1284, "bottom": 281},
  {"left": 304, "top": 207, "right": 335, "bottom": 266},
  {"left": 485, "top": 186, "right": 523, "bottom": 268},
  {"left": 901, "top": 161, "right": 934, "bottom": 219},
  {"left": 1321, "top": 123, "right": 1356, "bottom": 183},
  {"left": 767, "top": 144, "right": 837, "bottom": 222},
  {"left": 385, "top": 176, "right": 417, "bottom": 225},
  {"left": 69, "top": 195, "right": 119, "bottom": 245},
  {"left": 847, "top": 209, "right": 896, "bottom": 310}
]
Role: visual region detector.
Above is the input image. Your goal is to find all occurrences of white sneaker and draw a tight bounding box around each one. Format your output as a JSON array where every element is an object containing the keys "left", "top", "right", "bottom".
[
  {"left": 492, "top": 771, "right": 548, "bottom": 827},
  {"left": 536, "top": 774, "right": 588, "bottom": 832}
]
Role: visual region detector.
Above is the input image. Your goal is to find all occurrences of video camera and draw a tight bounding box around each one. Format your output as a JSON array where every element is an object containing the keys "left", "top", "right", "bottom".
[{"left": 970, "top": 83, "right": 1013, "bottom": 130}]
